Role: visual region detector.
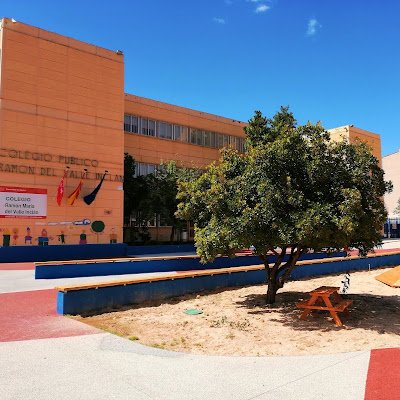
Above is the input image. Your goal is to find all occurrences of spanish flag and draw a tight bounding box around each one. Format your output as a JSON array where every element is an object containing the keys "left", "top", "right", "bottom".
[{"left": 67, "top": 170, "right": 87, "bottom": 205}]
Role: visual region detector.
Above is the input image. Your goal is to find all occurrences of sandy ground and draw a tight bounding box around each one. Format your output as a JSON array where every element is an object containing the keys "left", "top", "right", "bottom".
[{"left": 76, "top": 267, "right": 400, "bottom": 356}]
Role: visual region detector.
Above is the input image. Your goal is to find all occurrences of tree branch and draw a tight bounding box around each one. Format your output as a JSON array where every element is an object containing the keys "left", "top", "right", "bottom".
[{"left": 278, "top": 247, "right": 303, "bottom": 288}]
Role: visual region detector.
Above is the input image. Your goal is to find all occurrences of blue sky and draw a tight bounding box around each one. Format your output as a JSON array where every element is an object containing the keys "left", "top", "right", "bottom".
[{"left": 2, "top": 0, "right": 400, "bottom": 155}]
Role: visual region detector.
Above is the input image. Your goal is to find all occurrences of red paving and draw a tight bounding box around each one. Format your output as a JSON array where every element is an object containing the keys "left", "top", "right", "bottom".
[
  {"left": 0, "top": 262, "right": 34, "bottom": 270},
  {"left": 364, "top": 348, "right": 400, "bottom": 400},
  {"left": 0, "top": 289, "right": 99, "bottom": 342}
]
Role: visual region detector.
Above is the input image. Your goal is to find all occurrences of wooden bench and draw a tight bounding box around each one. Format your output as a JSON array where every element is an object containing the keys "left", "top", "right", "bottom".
[{"left": 296, "top": 286, "right": 353, "bottom": 326}]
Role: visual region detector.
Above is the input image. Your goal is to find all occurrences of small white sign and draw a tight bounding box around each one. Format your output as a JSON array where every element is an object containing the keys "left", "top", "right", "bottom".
[{"left": 0, "top": 186, "right": 47, "bottom": 219}]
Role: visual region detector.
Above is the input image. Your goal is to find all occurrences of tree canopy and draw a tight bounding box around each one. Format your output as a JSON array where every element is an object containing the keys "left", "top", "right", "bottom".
[
  {"left": 144, "top": 161, "right": 200, "bottom": 241},
  {"left": 123, "top": 153, "right": 200, "bottom": 242},
  {"left": 176, "top": 107, "right": 392, "bottom": 303}
]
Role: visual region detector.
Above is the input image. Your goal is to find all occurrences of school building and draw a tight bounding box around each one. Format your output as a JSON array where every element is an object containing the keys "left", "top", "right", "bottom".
[{"left": 0, "top": 18, "right": 382, "bottom": 245}]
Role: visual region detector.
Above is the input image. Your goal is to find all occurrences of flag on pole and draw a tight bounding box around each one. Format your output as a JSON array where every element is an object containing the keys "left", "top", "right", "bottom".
[
  {"left": 83, "top": 171, "right": 108, "bottom": 205},
  {"left": 56, "top": 169, "right": 68, "bottom": 206},
  {"left": 66, "top": 170, "right": 87, "bottom": 205}
]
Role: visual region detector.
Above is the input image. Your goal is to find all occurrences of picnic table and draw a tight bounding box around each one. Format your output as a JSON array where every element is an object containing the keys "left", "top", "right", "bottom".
[{"left": 296, "top": 286, "right": 353, "bottom": 327}]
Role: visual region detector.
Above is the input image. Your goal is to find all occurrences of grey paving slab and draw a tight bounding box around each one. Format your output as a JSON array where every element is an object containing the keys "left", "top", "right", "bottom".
[
  {"left": 0, "top": 270, "right": 176, "bottom": 294},
  {"left": 0, "top": 333, "right": 370, "bottom": 400}
]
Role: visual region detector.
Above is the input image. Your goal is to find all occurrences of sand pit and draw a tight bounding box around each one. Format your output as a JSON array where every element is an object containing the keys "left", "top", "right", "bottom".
[{"left": 76, "top": 267, "right": 400, "bottom": 356}]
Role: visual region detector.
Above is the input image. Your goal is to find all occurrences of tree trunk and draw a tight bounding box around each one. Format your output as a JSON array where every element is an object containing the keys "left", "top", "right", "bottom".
[
  {"left": 266, "top": 266, "right": 278, "bottom": 304},
  {"left": 170, "top": 225, "right": 176, "bottom": 243}
]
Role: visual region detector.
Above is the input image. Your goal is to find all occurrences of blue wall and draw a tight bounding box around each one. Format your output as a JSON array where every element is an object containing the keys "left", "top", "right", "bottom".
[
  {"left": 57, "top": 269, "right": 266, "bottom": 315},
  {"left": 290, "top": 253, "right": 399, "bottom": 279},
  {"left": 57, "top": 252, "right": 400, "bottom": 315},
  {"left": 0, "top": 243, "right": 128, "bottom": 263},
  {"left": 36, "top": 251, "right": 345, "bottom": 279}
]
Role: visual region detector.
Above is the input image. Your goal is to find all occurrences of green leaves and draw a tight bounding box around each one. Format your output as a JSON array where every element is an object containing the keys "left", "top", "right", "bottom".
[{"left": 176, "top": 107, "right": 390, "bottom": 266}]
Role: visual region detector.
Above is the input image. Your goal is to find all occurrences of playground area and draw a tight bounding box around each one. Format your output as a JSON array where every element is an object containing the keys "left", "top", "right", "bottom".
[
  {"left": 77, "top": 267, "right": 400, "bottom": 356},
  {"left": 1, "top": 245, "right": 400, "bottom": 399}
]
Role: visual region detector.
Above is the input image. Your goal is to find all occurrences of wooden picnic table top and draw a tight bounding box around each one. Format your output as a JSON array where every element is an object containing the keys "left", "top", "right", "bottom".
[{"left": 309, "top": 286, "right": 340, "bottom": 295}]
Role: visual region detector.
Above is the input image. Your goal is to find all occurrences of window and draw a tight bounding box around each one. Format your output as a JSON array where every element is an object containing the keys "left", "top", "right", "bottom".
[
  {"left": 158, "top": 122, "right": 173, "bottom": 139},
  {"left": 158, "top": 214, "right": 172, "bottom": 227},
  {"left": 180, "top": 126, "right": 189, "bottom": 142},
  {"left": 131, "top": 116, "right": 138, "bottom": 133},
  {"left": 141, "top": 118, "right": 148, "bottom": 135},
  {"left": 174, "top": 125, "right": 181, "bottom": 141},
  {"left": 148, "top": 120, "right": 156, "bottom": 136},
  {"left": 123, "top": 114, "right": 244, "bottom": 152},
  {"left": 216, "top": 133, "right": 224, "bottom": 148},
  {"left": 189, "top": 128, "right": 197, "bottom": 145},
  {"left": 204, "top": 131, "right": 211, "bottom": 147},
  {"left": 190, "top": 129, "right": 203, "bottom": 146},
  {"left": 135, "top": 162, "right": 157, "bottom": 177},
  {"left": 238, "top": 138, "right": 245, "bottom": 152},
  {"left": 147, "top": 164, "right": 156, "bottom": 175},
  {"left": 210, "top": 132, "right": 216, "bottom": 148},
  {"left": 124, "top": 115, "right": 131, "bottom": 132}
]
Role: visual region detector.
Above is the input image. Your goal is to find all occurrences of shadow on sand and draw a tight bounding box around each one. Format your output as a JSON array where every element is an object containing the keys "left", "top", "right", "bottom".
[{"left": 234, "top": 290, "right": 400, "bottom": 335}]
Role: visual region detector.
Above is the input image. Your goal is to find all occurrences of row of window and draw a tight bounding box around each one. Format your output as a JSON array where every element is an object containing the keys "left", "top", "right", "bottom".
[
  {"left": 130, "top": 213, "right": 171, "bottom": 227},
  {"left": 134, "top": 162, "right": 157, "bottom": 177},
  {"left": 124, "top": 114, "right": 245, "bottom": 152}
]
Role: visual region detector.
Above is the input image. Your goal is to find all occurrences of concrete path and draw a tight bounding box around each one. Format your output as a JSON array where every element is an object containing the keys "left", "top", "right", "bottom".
[{"left": 0, "top": 259, "right": 399, "bottom": 399}]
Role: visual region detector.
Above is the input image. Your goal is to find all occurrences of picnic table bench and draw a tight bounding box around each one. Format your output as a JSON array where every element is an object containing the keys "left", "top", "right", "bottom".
[{"left": 296, "top": 286, "right": 353, "bottom": 327}]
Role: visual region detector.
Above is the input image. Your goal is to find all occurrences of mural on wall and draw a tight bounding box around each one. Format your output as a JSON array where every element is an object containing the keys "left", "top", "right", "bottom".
[
  {"left": 12, "top": 228, "right": 19, "bottom": 245},
  {"left": 91, "top": 220, "right": 105, "bottom": 243},
  {"left": 110, "top": 228, "right": 117, "bottom": 244},
  {"left": 1, "top": 228, "right": 11, "bottom": 247},
  {"left": 79, "top": 230, "right": 87, "bottom": 245},
  {"left": 24, "top": 227, "right": 33, "bottom": 244},
  {"left": 58, "top": 230, "right": 66, "bottom": 244},
  {"left": 1, "top": 220, "right": 119, "bottom": 246},
  {"left": 38, "top": 228, "right": 50, "bottom": 246}
]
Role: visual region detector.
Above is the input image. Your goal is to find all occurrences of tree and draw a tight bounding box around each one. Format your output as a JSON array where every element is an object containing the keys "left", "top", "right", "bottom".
[
  {"left": 123, "top": 153, "right": 151, "bottom": 241},
  {"left": 146, "top": 161, "right": 200, "bottom": 242},
  {"left": 176, "top": 107, "right": 392, "bottom": 304},
  {"left": 394, "top": 199, "right": 400, "bottom": 216},
  {"left": 124, "top": 153, "right": 149, "bottom": 224}
]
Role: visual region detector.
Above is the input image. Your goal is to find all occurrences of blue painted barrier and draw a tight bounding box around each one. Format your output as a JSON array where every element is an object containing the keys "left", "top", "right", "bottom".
[
  {"left": 56, "top": 252, "right": 400, "bottom": 315},
  {"left": 37, "top": 255, "right": 261, "bottom": 279},
  {"left": 290, "top": 252, "right": 400, "bottom": 279},
  {"left": 57, "top": 269, "right": 266, "bottom": 315},
  {"left": 36, "top": 252, "right": 345, "bottom": 279},
  {"left": 0, "top": 243, "right": 128, "bottom": 263}
]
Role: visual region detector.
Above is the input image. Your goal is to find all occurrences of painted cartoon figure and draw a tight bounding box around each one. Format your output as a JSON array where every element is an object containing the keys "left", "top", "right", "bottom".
[
  {"left": 12, "top": 228, "right": 19, "bottom": 245},
  {"left": 109, "top": 228, "right": 117, "bottom": 244},
  {"left": 38, "top": 228, "right": 49, "bottom": 246},
  {"left": 79, "top": 230, "right": 87, "bottom": 245},
  {"left": 58, "top": 231, "right": 66, "bottom": 244},
  {"left": 25, "top": 227, "right": 33, "bottom": 245},
  {"left": 2, "top": 228, "right": 11, "bottom": 247}
]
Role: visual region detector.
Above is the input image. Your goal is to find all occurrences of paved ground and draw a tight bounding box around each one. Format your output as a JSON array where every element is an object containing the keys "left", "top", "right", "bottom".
[{"left": 0, "top": 249, "right": 399, "bottom": 399}]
